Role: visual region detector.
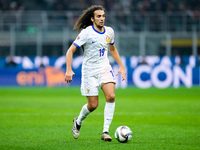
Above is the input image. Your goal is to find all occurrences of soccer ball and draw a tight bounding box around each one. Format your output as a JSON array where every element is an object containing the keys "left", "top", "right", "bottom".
[{"left": 115, "top": 126, "right": 132, "bottom": 143}]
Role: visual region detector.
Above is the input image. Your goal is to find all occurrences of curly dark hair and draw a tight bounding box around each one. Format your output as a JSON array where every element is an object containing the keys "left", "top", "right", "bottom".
[{"left": 73, "top": 5, "right": 105, "bottom": 32}]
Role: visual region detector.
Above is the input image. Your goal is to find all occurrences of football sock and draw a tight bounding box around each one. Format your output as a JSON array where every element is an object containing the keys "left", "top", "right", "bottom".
[
  {"left": 76, "top": 122, "right": 81, "bottom": 130},
  {"left": 103, "top": 102, "right": 115, "bottom": 133},
  {"left": 77, "top": 104, "right": 91, "bottom": 126}
]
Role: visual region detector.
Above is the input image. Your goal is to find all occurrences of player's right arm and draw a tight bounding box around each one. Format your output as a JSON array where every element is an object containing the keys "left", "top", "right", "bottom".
[{"left": 65, "top": 44, "right": 77, "bottom": 83}]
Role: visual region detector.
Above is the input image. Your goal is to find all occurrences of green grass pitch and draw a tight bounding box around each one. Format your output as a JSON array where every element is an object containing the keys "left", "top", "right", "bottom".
[{"left": 0, "top": 87, "right": 200, "bottom": 150}]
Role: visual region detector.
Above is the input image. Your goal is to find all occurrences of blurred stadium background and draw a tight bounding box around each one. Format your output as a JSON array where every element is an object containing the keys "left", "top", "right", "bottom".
[{"left": 0, "top": 0, "right": 200, "bottom": 88}]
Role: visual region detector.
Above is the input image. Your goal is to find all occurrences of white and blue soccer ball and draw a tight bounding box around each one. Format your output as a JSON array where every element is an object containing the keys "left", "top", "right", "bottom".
[{"left": 115, "top": 126, "right": 132, "bottom": 143}]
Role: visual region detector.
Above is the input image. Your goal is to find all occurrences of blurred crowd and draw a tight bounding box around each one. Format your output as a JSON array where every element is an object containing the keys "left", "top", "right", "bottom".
[
  {"left": 0, "top": 0, "right": 200, "bottom": 13},
  {"left": 0, "top": 0, "right": 25, "bottom": 11},
  {"left": 46, "top": 0, "right": 200, "bottom": 15}
]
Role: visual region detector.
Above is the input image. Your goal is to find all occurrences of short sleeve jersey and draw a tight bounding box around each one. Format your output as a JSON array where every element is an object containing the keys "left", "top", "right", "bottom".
[{"left": 73, "top": 25, "right": 115, "bottom": 76}]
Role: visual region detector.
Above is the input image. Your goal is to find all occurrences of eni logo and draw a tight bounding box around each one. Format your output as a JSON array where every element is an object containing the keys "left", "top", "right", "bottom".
[
  {"left": 16, "top": 67, "right": 66, "bottom": 87},
  {"left": 106, "top": 37, "right": 110, "bottom": 43}
]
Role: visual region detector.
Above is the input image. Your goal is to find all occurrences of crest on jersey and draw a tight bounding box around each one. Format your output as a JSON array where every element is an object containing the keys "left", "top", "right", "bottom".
[
  {"left": 87, "top": 89, "right": 90, "bottom": 93},
  {"left": 106, "top": 36, "right": 110, "bottom": 43}
]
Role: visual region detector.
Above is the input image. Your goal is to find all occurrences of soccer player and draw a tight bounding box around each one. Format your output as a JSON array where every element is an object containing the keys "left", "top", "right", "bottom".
[{"left": 65, "top": 5, "right": 127, "bottom": 142}]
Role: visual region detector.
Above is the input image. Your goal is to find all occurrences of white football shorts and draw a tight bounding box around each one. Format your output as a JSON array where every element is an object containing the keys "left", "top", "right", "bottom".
[{"left": 81, "top": 66, "right": 116, "bottom": 96}]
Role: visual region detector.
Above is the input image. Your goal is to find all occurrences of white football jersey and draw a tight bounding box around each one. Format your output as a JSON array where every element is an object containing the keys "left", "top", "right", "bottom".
[{"left": 73, "top": 25, "right": 115, "bottom": 76}]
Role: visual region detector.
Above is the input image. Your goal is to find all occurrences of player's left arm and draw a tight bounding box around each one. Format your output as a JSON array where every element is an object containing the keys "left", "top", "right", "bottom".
[{"left": 109, "top": 44, "right": 127, "bottom": 81}]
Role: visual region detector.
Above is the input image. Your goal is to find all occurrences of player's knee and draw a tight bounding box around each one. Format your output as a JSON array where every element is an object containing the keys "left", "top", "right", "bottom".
[
  {"left": 106, "top": 93, "right": 115, "bottom": 102},
  {"left": 88, "top": 103, "right": 98, "bottom": 112},
  {"left": 92, "top": 103, "right": 98, "bottom": 109}
]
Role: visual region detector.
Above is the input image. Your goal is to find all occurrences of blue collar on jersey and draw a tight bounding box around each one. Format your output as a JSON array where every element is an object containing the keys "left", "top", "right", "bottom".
[{"left": 92, "top": 25, "right": 105, "bottom": 34}]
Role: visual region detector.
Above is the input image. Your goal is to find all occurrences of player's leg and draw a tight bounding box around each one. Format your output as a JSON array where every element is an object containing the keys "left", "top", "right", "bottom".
[
  {"left": 72, "top": 75, "right": 99, "bottom": 139},
  {"left": 101, "top": 82, "right": 115, "bottom": 141},
  {"left": 76, "top": 96, "right": 99, "bottom": 125},
  {"left": 72, "top": 96, "right": 98, "bottom": 139}
]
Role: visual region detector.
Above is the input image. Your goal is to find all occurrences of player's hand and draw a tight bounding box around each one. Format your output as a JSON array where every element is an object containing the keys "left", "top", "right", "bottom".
[
  {"left": 116, "top": 67, "right": 127, "bottom": 81},
  {"left": 65, "top": 70, "right": 75, "bottom": 83}
]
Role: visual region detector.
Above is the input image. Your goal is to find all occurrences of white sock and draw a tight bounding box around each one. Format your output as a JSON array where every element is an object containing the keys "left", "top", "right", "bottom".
[
  {"left": 103, "top": 102, "right": 115, "bottom": 133},
  {"left": 76, "top": 104, "right": 91, "bottom": 126}
]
